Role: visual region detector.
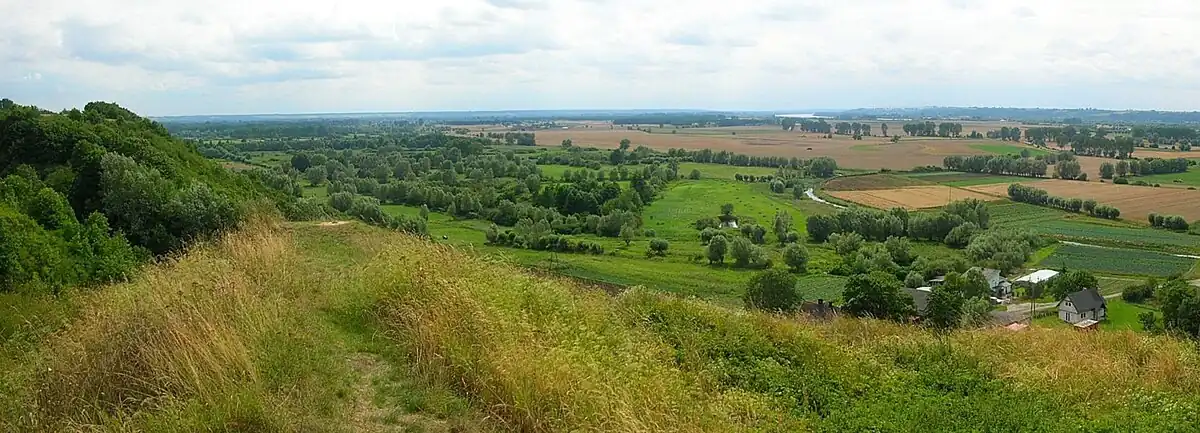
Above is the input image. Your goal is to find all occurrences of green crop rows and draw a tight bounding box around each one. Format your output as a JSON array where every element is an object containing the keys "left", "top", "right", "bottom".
[{"left": 1039, "top": 244, "right": 1196, "bottom": 277}]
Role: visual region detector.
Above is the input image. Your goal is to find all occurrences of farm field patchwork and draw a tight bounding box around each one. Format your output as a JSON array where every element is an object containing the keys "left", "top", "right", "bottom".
[
  {"left": 828, "top": 185, "right": 1000, "bottom": 210},
  {"left": 1037, "top": 243, "right": 1196, "bottom": 277},
  {"left": 533, "top": 127, "right": 1034, "bottom": 171},
  {"left": 967, "top": 179, "right": 1200, "bottom": 222}
]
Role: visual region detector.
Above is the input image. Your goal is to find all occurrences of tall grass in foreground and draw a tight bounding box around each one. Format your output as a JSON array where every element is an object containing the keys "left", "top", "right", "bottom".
[
  {"left": 2, "top": 221, "right": 354, "bottom": 431},
  {"left": 369, "top": 240, "right": 801, "bottom": 432},
  {"left": 370, "top": 231, "right": 1200, "bottom": 432},
  {"left": 7, "top": 221, "right": 1200, "bottom": 432}
]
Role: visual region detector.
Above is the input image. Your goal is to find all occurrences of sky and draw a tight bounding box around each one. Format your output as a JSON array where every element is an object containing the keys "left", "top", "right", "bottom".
[{"left": 4, "top": 0, "right": 1200, "bottom": 116}]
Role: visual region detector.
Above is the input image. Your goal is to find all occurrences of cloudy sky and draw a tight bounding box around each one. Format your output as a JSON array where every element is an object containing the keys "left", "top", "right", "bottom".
[{"left": 5, "top": 0, "right": 1200, "bottom": 115}]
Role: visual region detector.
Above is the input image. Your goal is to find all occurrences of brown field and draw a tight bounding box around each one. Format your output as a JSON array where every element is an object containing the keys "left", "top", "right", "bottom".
[
  {"left": 824, "top": 174, "right": 932, "bottom": 191},
  {"left": 828, "top": 185, "right": 1000, "bottom": 210},
  {"left": 462, "top": 121, "right": 1199, "bottom": 175},
  {"left": 966, "top": 180, "right": 1200, "bottom": 222}
]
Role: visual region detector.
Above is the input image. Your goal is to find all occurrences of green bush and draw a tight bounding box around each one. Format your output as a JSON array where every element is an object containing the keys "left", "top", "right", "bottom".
[{"left": 743, "top": 268, "right": 800, "bottom": 312}]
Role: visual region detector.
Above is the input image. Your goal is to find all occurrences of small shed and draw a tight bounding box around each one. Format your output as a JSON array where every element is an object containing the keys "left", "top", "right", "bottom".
[{"left": 1073, "top": 319, "right": 1100, "bottom": 331}]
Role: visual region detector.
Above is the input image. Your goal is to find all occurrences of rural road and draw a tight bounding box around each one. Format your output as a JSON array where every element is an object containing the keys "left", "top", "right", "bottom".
[{"left": 805, "top": 188, "right": 846, "bottom": 209}]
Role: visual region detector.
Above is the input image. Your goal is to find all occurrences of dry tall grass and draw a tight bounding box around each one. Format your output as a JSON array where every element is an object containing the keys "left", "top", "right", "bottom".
[
  {"left": 367, "top": 239, "right": 798, "bottom": 432},
  {"left": 8, "top": 221, "right": 1200, "bottom": 432},
  {"left": 7, "top": 220, "right": 353, "bottom": 431}
]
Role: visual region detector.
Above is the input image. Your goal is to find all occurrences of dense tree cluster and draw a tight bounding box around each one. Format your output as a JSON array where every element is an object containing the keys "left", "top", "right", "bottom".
[
  {"left": 943, "top": 155, "right": 1048, "bottom": 178},
  {"left": 903, "top": 122, "right": 963, "bottom": 137},
  {"left": 780, "top": 118, "right": 832, "bottom": 134},
  {"left": 806, "top": 199, "right": 989, "bottom": 249},
  {"left": 1148, "top": 213, "right": 1190, "bottom": 231},
  {"left": 485, "top": 132, "right": 536, "bottom": 146},
  {"left": 1007, "top": 184, "right": 1120, "bottom": 219},
  {"left": 0, "top": 99, "right": 283, "bottom": 294},
  {"left": 485, "top": 222, "right": 605, "bottom": 255}
]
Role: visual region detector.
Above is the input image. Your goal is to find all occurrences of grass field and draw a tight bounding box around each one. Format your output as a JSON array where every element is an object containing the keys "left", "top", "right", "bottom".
[
  {"left": 1038, "top": 243, "right": 1196, "bottom": 277},
  {"left": 968, "top": 143, "right": 1052, "bottom": 157},
  {"left": 1136, "top": 167, "right": 1200, "bottom": 188}
]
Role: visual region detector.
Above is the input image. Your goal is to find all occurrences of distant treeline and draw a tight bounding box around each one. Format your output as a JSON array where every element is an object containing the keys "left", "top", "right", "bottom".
[
  {"left": 822, "top": 107, "right": 1200, "bottom": 124},
  {"left": 611, "top": 114, "right": 768, "bottom": 127}
]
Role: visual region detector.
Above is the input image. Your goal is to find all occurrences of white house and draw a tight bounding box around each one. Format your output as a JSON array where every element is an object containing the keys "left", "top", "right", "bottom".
[{"left": 1058, "top": 288, "right": 1107, "bottom": 324}]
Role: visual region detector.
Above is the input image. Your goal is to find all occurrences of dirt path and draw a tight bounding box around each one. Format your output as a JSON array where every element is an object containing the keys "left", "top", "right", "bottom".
[{"left": 347, "top": 353, "right": 449, "bottom": 433}]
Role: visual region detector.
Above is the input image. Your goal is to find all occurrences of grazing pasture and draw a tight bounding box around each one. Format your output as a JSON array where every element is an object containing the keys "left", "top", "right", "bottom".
[
  {"left": 828, "top": 185, "right": 998, "bottom": 210},
  {"left": 967, "top": 179, "right": 1200, "bottom": 222}
]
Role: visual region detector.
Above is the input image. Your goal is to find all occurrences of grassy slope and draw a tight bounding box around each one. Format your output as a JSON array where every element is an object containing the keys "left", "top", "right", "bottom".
[{"left": 8, "top": 222, "right": 1199, "bottom": 431}]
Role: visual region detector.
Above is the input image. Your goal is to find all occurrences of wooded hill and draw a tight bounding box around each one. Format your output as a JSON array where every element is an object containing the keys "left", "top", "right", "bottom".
[{"left": 0, "top": 99, "right": 278, "bottom": 294}]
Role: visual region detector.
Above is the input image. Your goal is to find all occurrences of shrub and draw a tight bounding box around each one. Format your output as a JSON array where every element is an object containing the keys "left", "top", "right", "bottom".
[
  {"left": 648, "top": 239, "right": 669, "bottom": 257},
  {"left": 782, "top": 243, "right": 809, "bottom": 273},
  {"left": 743, "top": 268, "right": 801, "bottom": 312}
]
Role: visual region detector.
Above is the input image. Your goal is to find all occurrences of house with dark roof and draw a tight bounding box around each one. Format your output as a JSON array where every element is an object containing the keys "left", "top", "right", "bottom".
[
  {"left": 969, "top": 267, "right": 1012, "bottom": 299},
  {"left": 1057, "top": 288, "right": 1107, "bottom": 324},
  {"left": 905, "top": 287, "right": 932, "bottom": 316}
]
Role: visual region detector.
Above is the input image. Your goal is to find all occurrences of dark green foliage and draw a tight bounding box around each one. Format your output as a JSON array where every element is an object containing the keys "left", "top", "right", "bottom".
[
  {"left": 1008, "top": 183, "right": 1121, "bottom": 220},
  {"left": 783, "top": 243, "right": 809, "bottom": 273},
  {"left": 964, "top": 229, "right": 1040, "bottom": 272},
  {"left": 806, "top": 214, "right": 838, "bottom": 242},
  {"left": 1122, "top": 278, "right": 1157, "bottom": 303},
  {"left": 1046, "top": 270, "right": 1099, "bottom": 300},
  {"left": 943, "top": 155, "right": 1047, "bottom": 178},
  {"left": 809, "top": 157, "right": 837, "bottom": 178},
  {"left": 1149, "top": 213, "right": 1190, "bottom": 231},
  {"left": 904, "top": 271, "right": 925, "bottom": 288},
  {"left": 926, "top": 285, "right": 964, "bottom": 330},
  {"left": 1158, "top": 281, "right": 1200, "bottom": 338},
  {"left": 729, "top": 237, "right": 770, "bottom": 269},
  {"left": 842, "top": 271, "right": 915, "bottom": 321},
  {"left": 743, "top": 268, "right": 801, "bottom": 312},
  {"left": 943, "top": 222, "right": 979, "bottom": 249},
  {"left": 706, "top": 235, "right": 728, "bottom": 264},
  {"left": 647, "top": 238, "right": 669, "bottom": 256}
]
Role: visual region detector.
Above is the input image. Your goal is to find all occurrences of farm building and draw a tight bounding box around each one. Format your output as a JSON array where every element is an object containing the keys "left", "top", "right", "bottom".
[
  {"left": 1058, "top": 288, "right": 1107, "bottom": 324},
  {"left": 1014, "top": 269, "right": 1059, "bottom": 292}
]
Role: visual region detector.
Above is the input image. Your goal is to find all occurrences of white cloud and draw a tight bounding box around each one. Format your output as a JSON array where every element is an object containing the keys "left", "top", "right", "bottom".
[{"left": 3, "top": 0, "right": 1200, "bottom": 115}]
